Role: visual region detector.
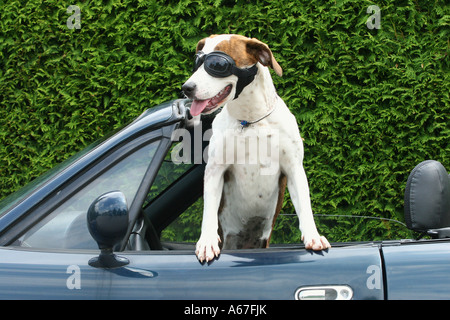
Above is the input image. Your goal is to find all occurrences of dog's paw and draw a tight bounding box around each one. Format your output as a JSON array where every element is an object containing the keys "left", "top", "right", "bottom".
[
  {"left": 196, "top": 234, "right": 221, "bottom": 263},
  {"left": 302, "top": 234, "right": 331, "bottom": 251}
]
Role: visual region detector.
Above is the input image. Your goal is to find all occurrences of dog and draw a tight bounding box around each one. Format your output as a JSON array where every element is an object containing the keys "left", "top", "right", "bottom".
[{"left": 182, "top": 34, "right": 330, "bottom": 262}]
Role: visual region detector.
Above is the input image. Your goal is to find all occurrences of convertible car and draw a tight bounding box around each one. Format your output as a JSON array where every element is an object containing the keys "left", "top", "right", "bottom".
[{"left": 0, "top": 99, "right": 449, "bottom": 300}]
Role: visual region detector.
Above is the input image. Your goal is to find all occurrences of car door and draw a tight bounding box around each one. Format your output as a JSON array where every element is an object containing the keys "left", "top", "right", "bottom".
[
  {"left": 0, "top": 244, "right": 383, "bottom": 300},
  {"left": 0, "top": 99, "right": 385, "bottom": 300},
  {"left": 139, "top": 159, "right": 386, "bottom": 300},
  {"left": 0, "top": 141, "right": 385, "bottom": 300},
  {"left": 0, "top": 247, "right": 132, "bottom": 299},
  {"left": 107, "top": 245, "right": 385, "bottom": 300}
]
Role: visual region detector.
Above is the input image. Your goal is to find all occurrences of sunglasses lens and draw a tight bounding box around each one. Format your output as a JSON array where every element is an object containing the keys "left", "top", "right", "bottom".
[
  {"left": 205, "top": 55, "right": 231, "bottom": 77},
  {"left": 192, "top": 52, "right": 235, "bottom": 77}
]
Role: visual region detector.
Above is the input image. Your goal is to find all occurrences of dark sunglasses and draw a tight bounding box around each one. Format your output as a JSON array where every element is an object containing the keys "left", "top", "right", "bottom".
[{"left": 193, "top": 51, "right": 257, "bottom": 79}]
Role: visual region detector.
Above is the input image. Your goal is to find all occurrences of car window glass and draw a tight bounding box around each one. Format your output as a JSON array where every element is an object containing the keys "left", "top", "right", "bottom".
[
  {"left": 0, "top": 133, "right": 113, "bottom": 217},
  {"left": 144, "top": 143, "right": 195, "bottom": 206},
  {"left": 16, "top": 141, "right": 160, "bottom": 249}
]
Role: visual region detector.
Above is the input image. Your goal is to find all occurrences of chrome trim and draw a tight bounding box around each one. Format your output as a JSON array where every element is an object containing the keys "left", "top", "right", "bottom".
[{"left": 295, "top": 285, "right": 353, "bottom": 300}]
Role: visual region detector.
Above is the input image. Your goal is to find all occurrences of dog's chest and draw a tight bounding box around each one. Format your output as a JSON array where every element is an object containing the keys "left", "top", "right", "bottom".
[
  {"left": 218, "top": 163, "right": 281, "bottom": 246},
  {"left": 224, "top": 164, "right": 280, "bottom": 203},
  {"left": 218, "top": 125, "right": 281, "bottom": 202}
]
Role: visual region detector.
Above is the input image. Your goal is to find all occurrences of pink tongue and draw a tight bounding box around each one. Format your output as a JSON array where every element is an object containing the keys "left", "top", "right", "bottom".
[{"left": 190, "top": 99, "right": 210, "bottom": 116}]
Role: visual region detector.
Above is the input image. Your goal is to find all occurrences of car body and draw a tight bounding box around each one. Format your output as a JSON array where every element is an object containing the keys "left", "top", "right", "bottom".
[{"left": 0, "top": 99, "right": 449, "bottom": 300}]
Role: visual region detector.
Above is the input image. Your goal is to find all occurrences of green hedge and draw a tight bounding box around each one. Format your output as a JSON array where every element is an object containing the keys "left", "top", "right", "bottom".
[{"left": 1, "top": 0, "right": 448, "bottom": 240}]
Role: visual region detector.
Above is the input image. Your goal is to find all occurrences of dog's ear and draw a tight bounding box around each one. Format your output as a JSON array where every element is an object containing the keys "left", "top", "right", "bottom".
[
  {"left": 196, "top": 38, "right": 206, "bottom": 53},
  {"left": 246, "top": 38, "right": 283, "bottom": 77}
]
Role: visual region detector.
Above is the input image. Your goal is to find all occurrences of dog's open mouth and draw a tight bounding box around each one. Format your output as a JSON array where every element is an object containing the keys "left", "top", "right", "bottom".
[{"left": 190, "top": 85, "right": 232, "bottom": 116}]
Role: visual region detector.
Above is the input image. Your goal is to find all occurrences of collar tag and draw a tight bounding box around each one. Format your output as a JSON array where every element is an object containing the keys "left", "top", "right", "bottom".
[{"left": 238, "top": 101, "right": 277, "bottom": 131}]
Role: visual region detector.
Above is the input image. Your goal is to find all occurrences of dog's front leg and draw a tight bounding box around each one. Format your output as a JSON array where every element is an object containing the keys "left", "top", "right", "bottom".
[
  {"left": 196, "top": 164, "right": 226, "bottom": 262},
  {"left": 286, "top": 165, "right": 331, "bottom": 250}
]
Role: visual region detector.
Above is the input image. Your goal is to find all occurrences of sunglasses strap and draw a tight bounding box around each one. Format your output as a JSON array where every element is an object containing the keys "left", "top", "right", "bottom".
[{"left": 233, "top": 64, "right": 258, "bottom": 100}]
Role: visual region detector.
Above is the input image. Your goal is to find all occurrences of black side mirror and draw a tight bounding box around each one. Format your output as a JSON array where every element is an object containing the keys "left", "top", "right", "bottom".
[{"left": 87, "top": 191, "right": 130, "bottom": 268}]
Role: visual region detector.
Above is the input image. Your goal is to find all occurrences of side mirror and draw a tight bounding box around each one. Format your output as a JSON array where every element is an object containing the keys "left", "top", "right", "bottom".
[{"left": 87, "top": 191, "right": 130, "bottom": 268}]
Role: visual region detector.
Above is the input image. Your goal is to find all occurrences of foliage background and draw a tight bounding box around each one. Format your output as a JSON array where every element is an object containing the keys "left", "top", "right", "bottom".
[{"left": 1, "top": 0, "right": 448, "bottom": 242}]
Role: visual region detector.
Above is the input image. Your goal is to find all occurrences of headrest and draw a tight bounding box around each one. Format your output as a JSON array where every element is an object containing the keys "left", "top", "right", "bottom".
[{"left": 404, "top": 160, "right": 450, "bottom": 233}]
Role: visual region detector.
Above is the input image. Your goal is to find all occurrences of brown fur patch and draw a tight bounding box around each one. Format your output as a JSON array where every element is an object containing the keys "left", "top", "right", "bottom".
[
  {"left": 213, "top": 35, "right": 259, "bottom": 68},
  {"left": 245, "top": 38, "right": 283, "bottom": 76},
  {"left": 266, "top": 174, "right": 287, "bottom": 247},
  {"left": 216, "top": 170, "right": 232, "bottom": 250},
  {"left": 195, "top": 35, "right": 283, "bottom": 76},
  {"left": 196, "top": 38, "right": 206, "bottom": 52}
]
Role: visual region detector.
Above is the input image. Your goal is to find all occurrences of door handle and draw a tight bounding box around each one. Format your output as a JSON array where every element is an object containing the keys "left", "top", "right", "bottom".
[{"left": 294, "top": 285, "right": 353, "bottom": 300}]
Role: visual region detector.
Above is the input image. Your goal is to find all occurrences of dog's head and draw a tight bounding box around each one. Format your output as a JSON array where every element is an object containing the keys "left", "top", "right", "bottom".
[{"left": 182, "top": 34, "right": 282, "bottom": 116}]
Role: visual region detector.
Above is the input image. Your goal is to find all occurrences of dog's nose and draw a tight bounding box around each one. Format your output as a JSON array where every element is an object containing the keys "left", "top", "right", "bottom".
[{"left": 181, "top": 82, "right": 197, "bottom": 98}]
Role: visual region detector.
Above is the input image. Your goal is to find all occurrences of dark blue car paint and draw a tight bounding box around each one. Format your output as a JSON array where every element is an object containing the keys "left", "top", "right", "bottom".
[
  {"left": 0, "top": 245, "right": 383, "bottom": 299},
  {"left": 383, "top": 241, "right": 450, "bottom": 299},
  {"left": 0, "top": 99, "right": 449, "bottom": 299}
]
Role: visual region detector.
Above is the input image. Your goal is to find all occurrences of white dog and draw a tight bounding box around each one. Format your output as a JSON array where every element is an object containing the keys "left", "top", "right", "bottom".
[{"left": 182, "top": 34, "right": 330, "bottom": 262}]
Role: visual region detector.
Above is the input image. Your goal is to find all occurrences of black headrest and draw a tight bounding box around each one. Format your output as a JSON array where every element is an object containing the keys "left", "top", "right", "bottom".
[{"left": 404, "top": 160, "right": 450, "bottom": 234}]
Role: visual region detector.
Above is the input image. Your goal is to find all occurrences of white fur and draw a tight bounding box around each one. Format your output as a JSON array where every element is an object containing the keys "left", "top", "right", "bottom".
[
  {"left": 185, "top": 36, "right": 330, "bottom": 262},
  {"left": 185, "top": 35, "right": 238, "bottom": 112}
]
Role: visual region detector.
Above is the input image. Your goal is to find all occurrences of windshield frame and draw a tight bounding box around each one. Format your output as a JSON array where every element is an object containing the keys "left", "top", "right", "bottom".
[
  {"left": 0, "top": 126, "right": 125, "bottom": 221},
  {"left": 0, "top": 133, "right": 112, "bottom": 217},
  {"left": 0, "top": 102, "right": 176, "bottom": 219}
]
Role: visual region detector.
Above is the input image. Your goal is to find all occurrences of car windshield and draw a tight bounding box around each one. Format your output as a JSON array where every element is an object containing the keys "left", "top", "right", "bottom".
[
  {"left": 0, "top": 135, "right": 109, "bottom": 217},
  {"left": 16, "top": 140, "right": 160, "bottom": 249},
  {"left": 0, "top": 102, "right": 173, "bottom": 218}
]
